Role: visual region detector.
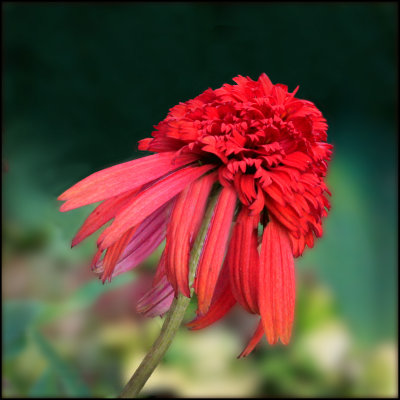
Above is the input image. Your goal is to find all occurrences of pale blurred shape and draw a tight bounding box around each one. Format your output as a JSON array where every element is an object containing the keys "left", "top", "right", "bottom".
[
  {"left": 127, "top": 326, "right": 259, "bottom": 397},
  {"left": 361, "top": 343, "right": 398, "bottom": 397},
  {"left": 301, "top": 320, "right": 351, "bottom": 373}
]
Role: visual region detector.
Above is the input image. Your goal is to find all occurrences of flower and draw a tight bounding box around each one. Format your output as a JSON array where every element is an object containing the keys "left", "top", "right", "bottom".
[{"left": 58, "top": 73, "right": 332, "bottom": 356}]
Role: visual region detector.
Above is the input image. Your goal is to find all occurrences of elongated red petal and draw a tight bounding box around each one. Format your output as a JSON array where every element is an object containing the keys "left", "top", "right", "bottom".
[
  {"left": 101, "top": 226, "right": 138, "bottom": 283},
  {"left": 90, "top": 248, "right": 103, "bottom": 271},
  {"left": 98, "top": 164, "right": 215, "bottom": 249},
  {"left": 165, "top": 172, "right": 217, "bottom": 297},
  {"left": 186, "top": 260, "right": 236, "bottom": 330},
  {"left": 71, "top": 188, "right": 139, "bottom": 247},
  {"left": 228, "top": 207, "right": 260, "bottom": 314},
  {"left": 259, "top": 219, "right": 295, "bottom": 345},
  {"left": 194, "top": 185, "right": 237, "bottom": 315},
  {"left": 98, "top": 200, "right": 173, "bottom": 279},
  {"left": 238, "top": 320, "right": 264, "bottom": 358},
  {"left": 59, "top": 152, "right": 199, "bottom": 211}
]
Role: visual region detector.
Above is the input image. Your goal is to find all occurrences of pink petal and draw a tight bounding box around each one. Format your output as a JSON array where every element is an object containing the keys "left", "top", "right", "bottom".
[
  {"left": 59, "top": 151, "right": 199, "bottom": 211},
  {"left": 71, "top": 188, "right": 139, "bottom": 247},
  {"left": 136, "top": 275, "right": 174, "bottom": 318},
  {"left": 101, "top": 227, "right": 138, "bottom": 283},
  {"left": 97, "top": 200, "right": 173, "bottom": 278},
  {"left": 98, "top": 164, "right": 215, "bottom": 249}
]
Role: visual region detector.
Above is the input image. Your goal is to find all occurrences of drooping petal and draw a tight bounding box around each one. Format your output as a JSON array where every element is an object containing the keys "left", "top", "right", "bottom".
[
  {"left": 90, "top": 248, "right": 104, "bottom": 271},
  {"left": 194, "top": 185, "right": 237, "bottom": 315},
  {"left": 96, "top": 200, "right": 173, "bottom": 279},
  {"left": 165, "top": 172, "right": 217, "bottom": 297},
  {"left": 187, "top": 260, "right": 236, "bottom": 330},
  {"left": 259, "top": 219, "right": 296, "bottom": 345},
  {"left": 227, "top": 207, "right": 260, "bottom": 314},
  {"left": 110, "top": 226, "right": 166, "bottom": 278},
  {"left": 264, "top": 196, "right": 302, "bottom": 234},
  {"left": 113, "top": 200, "right": 172, "bottom": 260},
  {"left": 289, "top": 232, "right": 306, "bottom": 258},
  {"left": 98, "top": 164, "right": 215, "bottom": 249},
  {"left": 101, "top": 226, "right": 138, "bottom": 283},
  {"left": 59, "top": 73, "right": 332, "bottom": 356},
  {"left": 71, "top": 188, "right": 139, "bottom": 247},
  {"left": 59, "top": 151, "right": 199, "bottom": 211},
  {"left": 238, "top": 320, "right": 264, "bottom": 358},
  {"left": 136, "top": 275, "right": 174, "bottom": 318}
]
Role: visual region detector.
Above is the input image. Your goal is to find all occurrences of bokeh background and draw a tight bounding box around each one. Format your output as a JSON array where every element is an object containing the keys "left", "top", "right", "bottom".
[{"left": 2, "top": 2, "right": 398, "bottom": 397}]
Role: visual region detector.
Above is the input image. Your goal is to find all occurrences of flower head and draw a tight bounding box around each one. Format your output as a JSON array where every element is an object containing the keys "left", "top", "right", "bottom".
[{"left": 59, "top": 73, "right": 332, "bottom": 356}]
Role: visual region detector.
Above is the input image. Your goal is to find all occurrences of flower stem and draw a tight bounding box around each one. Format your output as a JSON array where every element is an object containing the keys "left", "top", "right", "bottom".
[
  {"left": 119, "top": 186, "right": 220, "bottom": 398},
  {"left": 119, "top": 294, "right": 190, "bottom": 398}
]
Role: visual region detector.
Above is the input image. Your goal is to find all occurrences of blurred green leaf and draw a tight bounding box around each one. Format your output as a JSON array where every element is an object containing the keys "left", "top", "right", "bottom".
[
  {"left": 29, "top": 368, "right": 59, "bottom": 396},
  {"left": 32, "top": 331, "right": 90, "bottom": 396},
  {"left": 69, "top": 274, "right": 134, "bottom": 308},
  {"left": 36, "top": 273, "right": 135, "bottom": 324},
  {"left": 296, "top": 282, "right": 338, "bottom": 333},
  {"left": 3, "top": 300, "right": 43, "bottom": 360}
]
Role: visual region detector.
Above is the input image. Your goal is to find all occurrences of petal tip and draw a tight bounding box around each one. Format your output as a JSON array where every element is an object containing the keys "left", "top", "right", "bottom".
[
  {"left": 57, "top": 190, "right": 70, "bottom": 201},
  {"left": 59, "top": 203, "right": 69, "bottom": 212}
]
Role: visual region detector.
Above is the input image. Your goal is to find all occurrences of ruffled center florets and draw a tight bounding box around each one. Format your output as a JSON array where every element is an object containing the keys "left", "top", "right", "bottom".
[{"left": 139, "top": 74, "right": 332, "bottom": 256}]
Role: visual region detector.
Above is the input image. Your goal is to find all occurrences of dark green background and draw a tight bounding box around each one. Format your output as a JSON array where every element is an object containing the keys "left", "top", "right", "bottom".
[{"left": 3, "top": 2, "right": 398, "bottom": 397}]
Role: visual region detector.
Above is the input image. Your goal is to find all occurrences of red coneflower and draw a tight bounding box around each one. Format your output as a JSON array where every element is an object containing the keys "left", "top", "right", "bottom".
[{"left": 59, "top": 73, "right": 332, "bottom": 357}]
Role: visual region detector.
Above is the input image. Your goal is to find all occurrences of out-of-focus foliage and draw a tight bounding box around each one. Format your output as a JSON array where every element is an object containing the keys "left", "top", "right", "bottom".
[{"left": 2, "top": 2, "right": 397, "bottom": 398}]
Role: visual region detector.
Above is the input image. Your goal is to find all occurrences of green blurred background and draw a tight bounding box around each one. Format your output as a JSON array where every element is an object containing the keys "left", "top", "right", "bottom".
[{"left": 2, "top": 2, "right": 397, "bottom": 397}]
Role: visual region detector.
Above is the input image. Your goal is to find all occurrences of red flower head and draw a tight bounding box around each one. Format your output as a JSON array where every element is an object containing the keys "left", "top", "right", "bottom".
[{"left": 59, "top": 73, "right": 332, "bottom": 356}]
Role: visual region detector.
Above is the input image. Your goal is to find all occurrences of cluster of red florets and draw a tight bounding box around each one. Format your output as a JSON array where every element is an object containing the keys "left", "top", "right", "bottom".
[
  {"left": 139, "top": 74, "right": 332, "bottom": 258},
  {"left": 59, "top": 73, "right": 333, "bottom": 351}
]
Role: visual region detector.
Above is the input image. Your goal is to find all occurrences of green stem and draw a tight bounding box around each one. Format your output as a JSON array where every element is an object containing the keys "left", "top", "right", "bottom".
[
  {"left": 119, "top": 187, "right": 221, "bottom": 398},
  {"left": 119, "top": 294, "right": 190, "bottom": 398}
]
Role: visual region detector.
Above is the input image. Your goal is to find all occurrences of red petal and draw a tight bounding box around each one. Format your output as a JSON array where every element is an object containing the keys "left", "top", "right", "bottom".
[
  {"left": 194, "top": 185, "right": 237, "bottom": 315},
  {"left": 166, "top": 172, "right": 217, "bottom": 297},
  {"left": 98, "top": 164, "right": 215, "bottom": 249},
  {"left": 281, "top": 152, "right": 312, "bottom": 171},
  {"left": 289, "top": 233, "right": 306, "bottom": 258},
  {"left": 59, "top": 152, "right": 199, "bottom": 211},
  {"left": 98, "top": 200, "right": 173, "bottom": 278},
  {"left": 259, "top": 219, "right": 296, "bottom": 345},
  {"left": 241, "top": 174, "right": 257, "bottom": 202},
  {"left": 137, "top": 138, "right": 152, "bottom": 151},
  {"left": 228, "top": 207, "right": 260, "bottom": 314},
  {"left": 186, "top": 260, "right": 236, "bottom": 330},
  {"left": 248, "top": 185, "right": 265, "bottom": 215},
  {"left": 264, "top": 196, "right": 301, "bottom": 233},
  {"left": 71, "top": 188, "right": 139, "bottom": 247},
  {"left": 238, "top": 320, "right": 264, "bottom": 358},
  {"left": 90, "top": 248, "right": 104, "bottom": 271},
  {"left": 101, "top": 226, "right": 138, "bottom": 283},
  {"left": 258, "top": 73, "right": 273, "bottom": 95}
]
